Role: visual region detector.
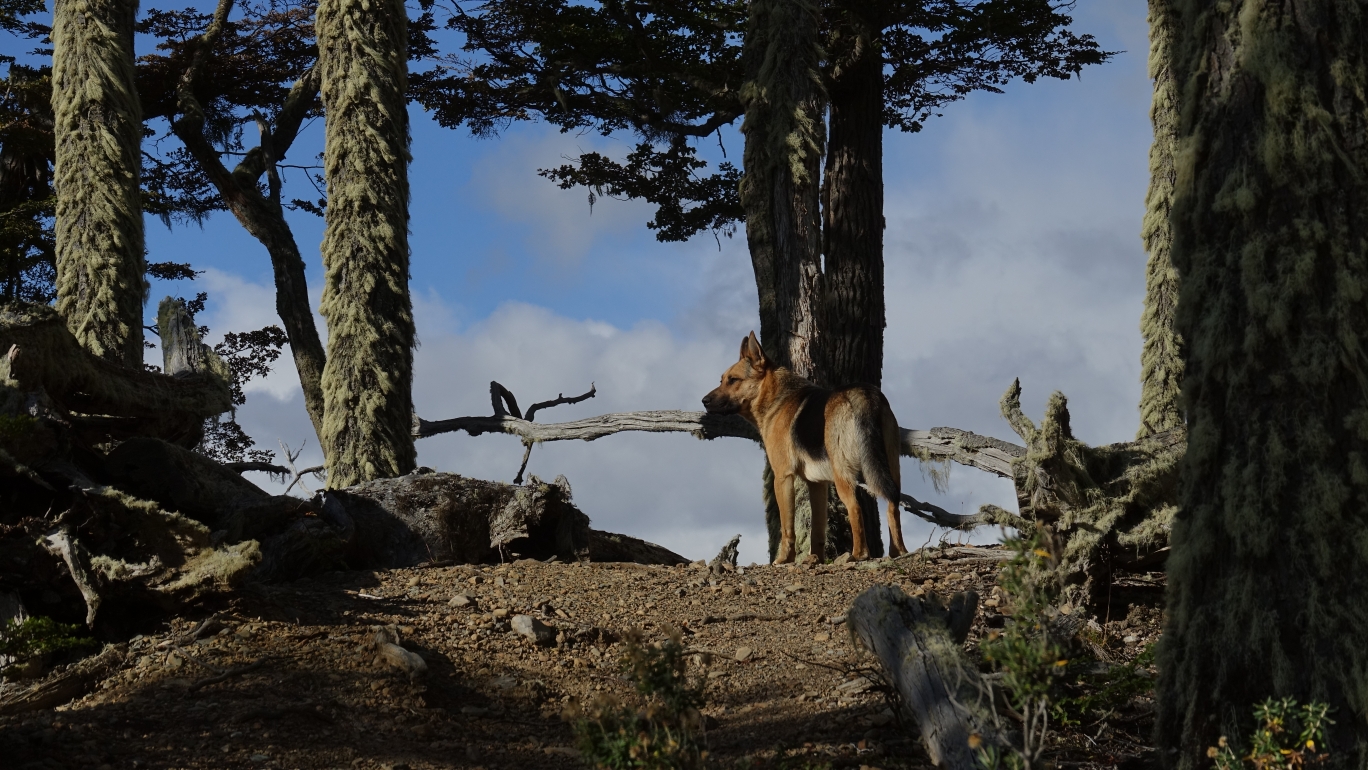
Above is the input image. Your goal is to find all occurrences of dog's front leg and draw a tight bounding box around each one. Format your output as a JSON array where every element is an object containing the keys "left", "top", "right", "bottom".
[{"left": 772, "top": 472, "right": 798, "bottom": 564}]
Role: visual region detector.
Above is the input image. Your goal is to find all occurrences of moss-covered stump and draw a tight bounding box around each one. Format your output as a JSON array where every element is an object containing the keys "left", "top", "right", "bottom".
[{"left": 990, "top": 380, "right": 1182, "bottom": 610}]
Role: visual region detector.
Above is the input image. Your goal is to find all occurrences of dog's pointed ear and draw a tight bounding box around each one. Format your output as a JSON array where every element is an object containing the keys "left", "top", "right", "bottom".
[{"left": 742, "top": 331, "right": 768, "bottom": 369}]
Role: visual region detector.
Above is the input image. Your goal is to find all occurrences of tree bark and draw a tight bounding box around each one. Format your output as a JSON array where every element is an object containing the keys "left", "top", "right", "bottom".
[
  {"left": 1155, "top": 1, "right": 1368, "bottom": 765},
  {"left": 821, "top": 8, "right": 885, "bottom": 391},
  {"left": 316, "top": 0, "right": 417, "bottom": 486},
  {"left": 1136, "top": 0, "right": 1182, "bottom": 439},
  {"left": 171, "top": 0, "right": 327, "bottom": 441},
  {"left": 739, "top": 0, "right": 829, "bottom": 561},
  {"left": 51, "top": 0, "right": 145, "bottom": 367},
  {"left": 817, "top": 14, "right": 887, "bottom": 553}
]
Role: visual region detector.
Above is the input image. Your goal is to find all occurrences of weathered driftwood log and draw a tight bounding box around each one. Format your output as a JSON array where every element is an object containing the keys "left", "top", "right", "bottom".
[
  {"left": 0, "top": 643, "right": 126, "bottom": 716},
  {"left": 413, "top": 405, "right": 1023, "bottom": 480},
  {"left": 0, "top": 300, "right": 231, "bottom": 445},
  {"left": 848, "top": 585, "right": 1000, "bottom": 770}
]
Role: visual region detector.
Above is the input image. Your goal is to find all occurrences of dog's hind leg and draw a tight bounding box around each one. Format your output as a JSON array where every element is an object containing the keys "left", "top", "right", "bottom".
[
  {"left": 803, "top": 480, "right": 829, "bottom": 564},
  {"left": 885, "top": 424, "right": 907, "bottom": 557},
  {"left": 833, "top": 475, "right": 869, "bottom": 560},
  {"left": 773, "top": 472, "right": 798, "bottom": 564}
]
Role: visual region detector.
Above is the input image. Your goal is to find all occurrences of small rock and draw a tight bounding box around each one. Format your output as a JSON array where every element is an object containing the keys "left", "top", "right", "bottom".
[
  {"left": 406, "top": 576, "right": 421, "bottom": 588},
  {"left": 1123, "top": 634, "right": 1139, "bottom": 644},
  {"left": 833, "top": 553, "right": 852, "bottom": 565},
  {"left": 511, "top": 615, "right": 556, "bottom": 646},
  {"left": 784, "top": 584, "right": 804, "bottom": 593},
  {"left": 249, "top": 755, "right": 269, "bottom": 762},
  {"left": 492, "top": 608, "right": 510, "bottom": 619},
  {"left": 734, "top": 646, "right": 753, "bottom": 662},
  {"left": 449, "top": 594, "right": 474, "bottom": 608},
  {"left": 813, "top": 632, "right": 830, "bottom": 643}
]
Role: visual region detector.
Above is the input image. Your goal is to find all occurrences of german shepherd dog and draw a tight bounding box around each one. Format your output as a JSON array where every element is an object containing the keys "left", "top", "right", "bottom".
[{"left": 702, "top": 332, "right": 907, "bottom": 563}]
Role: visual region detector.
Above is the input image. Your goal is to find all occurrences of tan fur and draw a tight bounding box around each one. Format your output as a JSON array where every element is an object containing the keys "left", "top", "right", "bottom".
[{"left": 703, "top": 332, "right": 907, "bottom": 563}]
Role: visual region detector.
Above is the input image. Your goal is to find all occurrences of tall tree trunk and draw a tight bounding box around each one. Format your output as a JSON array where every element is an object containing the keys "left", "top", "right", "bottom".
[
  {"left": 1156, "top": 0, "right": 1368, "bottom": 766},
  {"left": 818, "top": 8, "right": 886, "bottom": 557},
  {"left": 172, "top": 6, "right": 328, "bottom": 441},
  {"left": 315, "top": 0, "right": 416, "bottom": 487},
  {"left": 51, "top": 0, "right": 145, "bottom": 367},
  {"left": 739, "top": 0, "right": 826, "bottom": 562},
  {"left": 1136, "top": 0, "right": 1182, "bottom": 439},
  {"left": 822, "top": 12, "right": 884, "bottom": 391}
]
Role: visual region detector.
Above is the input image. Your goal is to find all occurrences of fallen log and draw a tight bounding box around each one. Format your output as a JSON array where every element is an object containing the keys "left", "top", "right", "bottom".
[
  {"left": 847, "top": 585, "right": 1001, "bottom": 770},
  {"left": 0, "top": 643, "right": 126, "bottom": 716}
]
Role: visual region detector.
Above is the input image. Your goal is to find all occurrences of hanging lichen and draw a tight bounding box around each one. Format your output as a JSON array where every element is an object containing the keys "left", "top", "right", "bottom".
[
  {"left": 50, "top": 0, "right": 146, "bottom": 367},
  {"left": 316, "top": 0, "right": 416, "bottom": 486},
  {"left": 1155, "top": 0, "right": 1368, "bottom": 766},
  {"left": 1137, "top": 0, "right": 1183, "bottom": 439}
]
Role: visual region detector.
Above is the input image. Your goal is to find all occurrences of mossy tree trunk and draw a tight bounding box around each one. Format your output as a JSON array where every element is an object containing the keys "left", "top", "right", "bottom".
[
  {"left": 1155, "top": 0, "right": 1368, "bottom": 765},
  {"left": 739, "top": 0, "right": 829, "bottom": 562},
  {"left": 1137, "top": 0, "right": 1182, "bottom": 439},
  {"left": 316, "top": 0, "right": 416, "bottom": 487},
  {"left": 51, "top": 0, "right": 145, "bottom": 367}
]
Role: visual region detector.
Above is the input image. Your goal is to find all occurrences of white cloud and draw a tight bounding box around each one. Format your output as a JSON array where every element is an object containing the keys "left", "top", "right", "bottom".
[{"left": 465, "top": 131, "right": 657, "bottom": 266}]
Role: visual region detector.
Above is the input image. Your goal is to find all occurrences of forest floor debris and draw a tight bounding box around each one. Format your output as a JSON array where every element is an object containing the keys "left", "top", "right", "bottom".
[{"left": 0, "top": 546, "right": 1162, "bottom": 769}]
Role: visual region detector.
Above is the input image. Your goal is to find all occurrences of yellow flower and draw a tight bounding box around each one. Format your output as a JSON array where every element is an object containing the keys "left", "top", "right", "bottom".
[
  {"left": 968, "top": 734, "right": 983, "bottom": 749},
  {"left": 1207, "top": 747, "right": 1219, "bottom": 758},
  {"left": 1054, "top": 659, "right": 1069, "bottom": 667},
  {"left": 1218, "top": 736, "right": 1228, "bottom": 748},
  {"left": 1033, "top": 548, "right": 1051, "bottom": 558},
  {"left": 1306, "top": 740, "right": 1316, "bottom": 750}
]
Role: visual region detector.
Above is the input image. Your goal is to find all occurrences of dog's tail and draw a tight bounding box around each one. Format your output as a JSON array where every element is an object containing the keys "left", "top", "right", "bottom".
[{"left": 859, "top": 390, "right": 901, "bottom": 503}]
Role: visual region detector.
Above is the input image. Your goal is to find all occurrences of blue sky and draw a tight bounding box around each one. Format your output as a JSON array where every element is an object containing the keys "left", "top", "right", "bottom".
[{"left": 6, "top": 0, "right": 1154, "bottom": 564}]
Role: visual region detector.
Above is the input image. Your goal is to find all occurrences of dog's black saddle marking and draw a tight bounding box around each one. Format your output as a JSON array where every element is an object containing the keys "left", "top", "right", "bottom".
[{"left": 792, "top": 387, "right": 831, "bottom": 462}]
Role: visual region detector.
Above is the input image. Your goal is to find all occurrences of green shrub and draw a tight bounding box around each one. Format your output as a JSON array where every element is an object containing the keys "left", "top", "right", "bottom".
[
  {"left": 568, "top": 628, "right": 709, "bottom": 769},
  {"left": 0, "top": 615, "right": 96, "bottom": 668},
  {"left": 978, "top": 530, "right": 1071, "bottom": 770},
  {"left": 1051, "top": 644, "right": 1155, "bottom": 726},
  {"left": 1210, "top": 698, "right": 1332, "bottom": 770}
]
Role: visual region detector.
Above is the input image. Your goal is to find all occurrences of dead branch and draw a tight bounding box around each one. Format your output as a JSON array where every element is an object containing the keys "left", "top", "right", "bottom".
[
  {"left": 525, "top": 382, "right": 597, "bottom": 422},
  {"left": 859, "top": 484, "right": 1033, "bottom": 532},
  {"left": 42, "top": 522, "right": 101, "bottom": 627},
  {"left": 277, "top": 440, "right": 324, "bottom": 494},
  {"left": 414, "top": 399, "right": 1023, "bottom": 480},
  {"left": 482, "top": 382, "right": 598, "bottom": 483},
  {"left": 709, "top": 534, "right": 741, "bottom": 575}
]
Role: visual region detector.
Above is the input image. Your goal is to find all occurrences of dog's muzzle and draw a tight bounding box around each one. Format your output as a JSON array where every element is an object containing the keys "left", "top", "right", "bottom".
[{"left": 702, "top": 392, "right": 739, "bottom": 414}]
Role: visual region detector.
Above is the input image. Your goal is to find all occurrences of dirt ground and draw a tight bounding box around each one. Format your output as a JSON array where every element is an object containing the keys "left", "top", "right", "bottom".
[{"left": 0, "top": 546, "right": 1163, "bottom": 770}]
